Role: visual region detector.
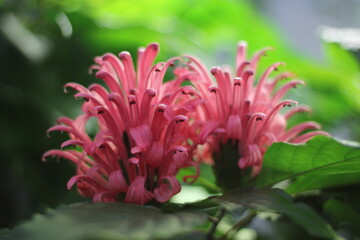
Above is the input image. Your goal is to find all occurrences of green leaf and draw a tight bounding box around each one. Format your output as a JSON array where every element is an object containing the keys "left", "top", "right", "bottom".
[
  {"left": 11, "top": 202, "right": 207, "bottom": 240},
  {"left": 323, "top": 199, "right": 360, "bottom": 234},
  {"left": 164, "top": 230, "right": 207, "bottom": 240},
  {"left": 0, "top": 228, "right": 11, "bottom": 240},
  {"left": 217, "top": 188, "right": 340, "bottom": 239},
  {"left": 255, "top": 136, "right": 360, "bottom": 193},
  {"left": 176, "top": 163, "right": 222, "bottom": 193}
]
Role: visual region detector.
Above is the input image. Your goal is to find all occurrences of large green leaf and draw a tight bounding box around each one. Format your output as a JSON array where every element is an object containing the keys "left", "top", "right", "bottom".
[
  {"left": 217, "top": 188, "right": 340, "bottom": 239},
  {"left": 255, "top": 136, "right": 360, "bottom": 193},
  {"left": 11, "top": 202, "right": 207, "bottom": 240}
]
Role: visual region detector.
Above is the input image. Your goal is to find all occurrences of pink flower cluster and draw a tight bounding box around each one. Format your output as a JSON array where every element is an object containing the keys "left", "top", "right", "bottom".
[
  {"left": 44, "top": 44, "right": 201, "bottom": 204},
  {"left": 182, "top": 41, "right": 330, "bottom": 176},
  {"left": 44, "top": 42, "right": 328, "bottom": 204}
]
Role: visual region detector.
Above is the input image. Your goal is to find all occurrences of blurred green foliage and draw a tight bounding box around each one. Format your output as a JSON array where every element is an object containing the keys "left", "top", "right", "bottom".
[
  {"left": 1, "top": 0, "right": 360, "bottom": 234},
  {"left": 11, "top": 202, "right": 207, "bottom": 240}
]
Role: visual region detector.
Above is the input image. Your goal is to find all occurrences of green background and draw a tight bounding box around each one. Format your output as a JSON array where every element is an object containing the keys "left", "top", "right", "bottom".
[{"left": 1, "top": 0, "right": 359, "bottom": 229}]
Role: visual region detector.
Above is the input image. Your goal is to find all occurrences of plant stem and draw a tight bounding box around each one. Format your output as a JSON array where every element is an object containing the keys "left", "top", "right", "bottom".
[
  {"left": 206, "top": 207, "right": 226, "bottom": 240},
  {"left": 197, "top": 177, "right": 224, "bottom": 193},
  {"left": 217, "top": 210, "right": 257, "bottom": 240}
]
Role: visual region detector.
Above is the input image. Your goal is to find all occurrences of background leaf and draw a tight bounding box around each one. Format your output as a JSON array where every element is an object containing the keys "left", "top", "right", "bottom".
[
  {"left": 217, "top": 188, "right": 339, "bottom": 239},
  {"left": 255, "top": 136, "right": 360, "bottom": 193},
  {"left": 11, "top": 202, "right": 207, "bottom": 240},
  {"left": 0, "top": 228, "right": 11, "bottom": 240},
  {"left": 324, "top": 199, "right": 360, "bottom": 236}
]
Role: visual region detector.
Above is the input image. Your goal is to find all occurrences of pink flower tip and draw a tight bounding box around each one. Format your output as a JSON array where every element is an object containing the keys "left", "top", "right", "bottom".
[
  {"left": 145, "top": 88, "right": 157, "bottom": 97},
  {"left": 174, "top": 115, "right": 188, "bottom": 124},
  {"left": 210, "top": 67, "right": 221, "bottom": 75},
  {"left": 148, "top": 42, "right": 159, "bottom": 51}
]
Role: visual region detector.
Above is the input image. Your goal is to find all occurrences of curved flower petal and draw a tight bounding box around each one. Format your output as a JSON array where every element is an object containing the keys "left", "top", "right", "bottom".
[
  {"left": 109, "top": 169, "right": 129, "bottom": 193},
  {"left": 130, "top": 124, "right": 153, "bottom": 149},
  {"left": 154, "top": 176, "right": 181, "bottom": 203},
  {"left": 125, "top": 176, "right": 154, "bottom": 205},
  {"left": 145, "top": 141, "right": 164, "bottom": 168}
]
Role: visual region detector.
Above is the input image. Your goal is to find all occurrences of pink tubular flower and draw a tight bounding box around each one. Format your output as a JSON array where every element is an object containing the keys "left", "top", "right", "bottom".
[
  {"left": 43, "top": 43, "right": 201, "bottom": 205},
  {"left": 181, "top": 41, "right": 330, "bottom": 182}
]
